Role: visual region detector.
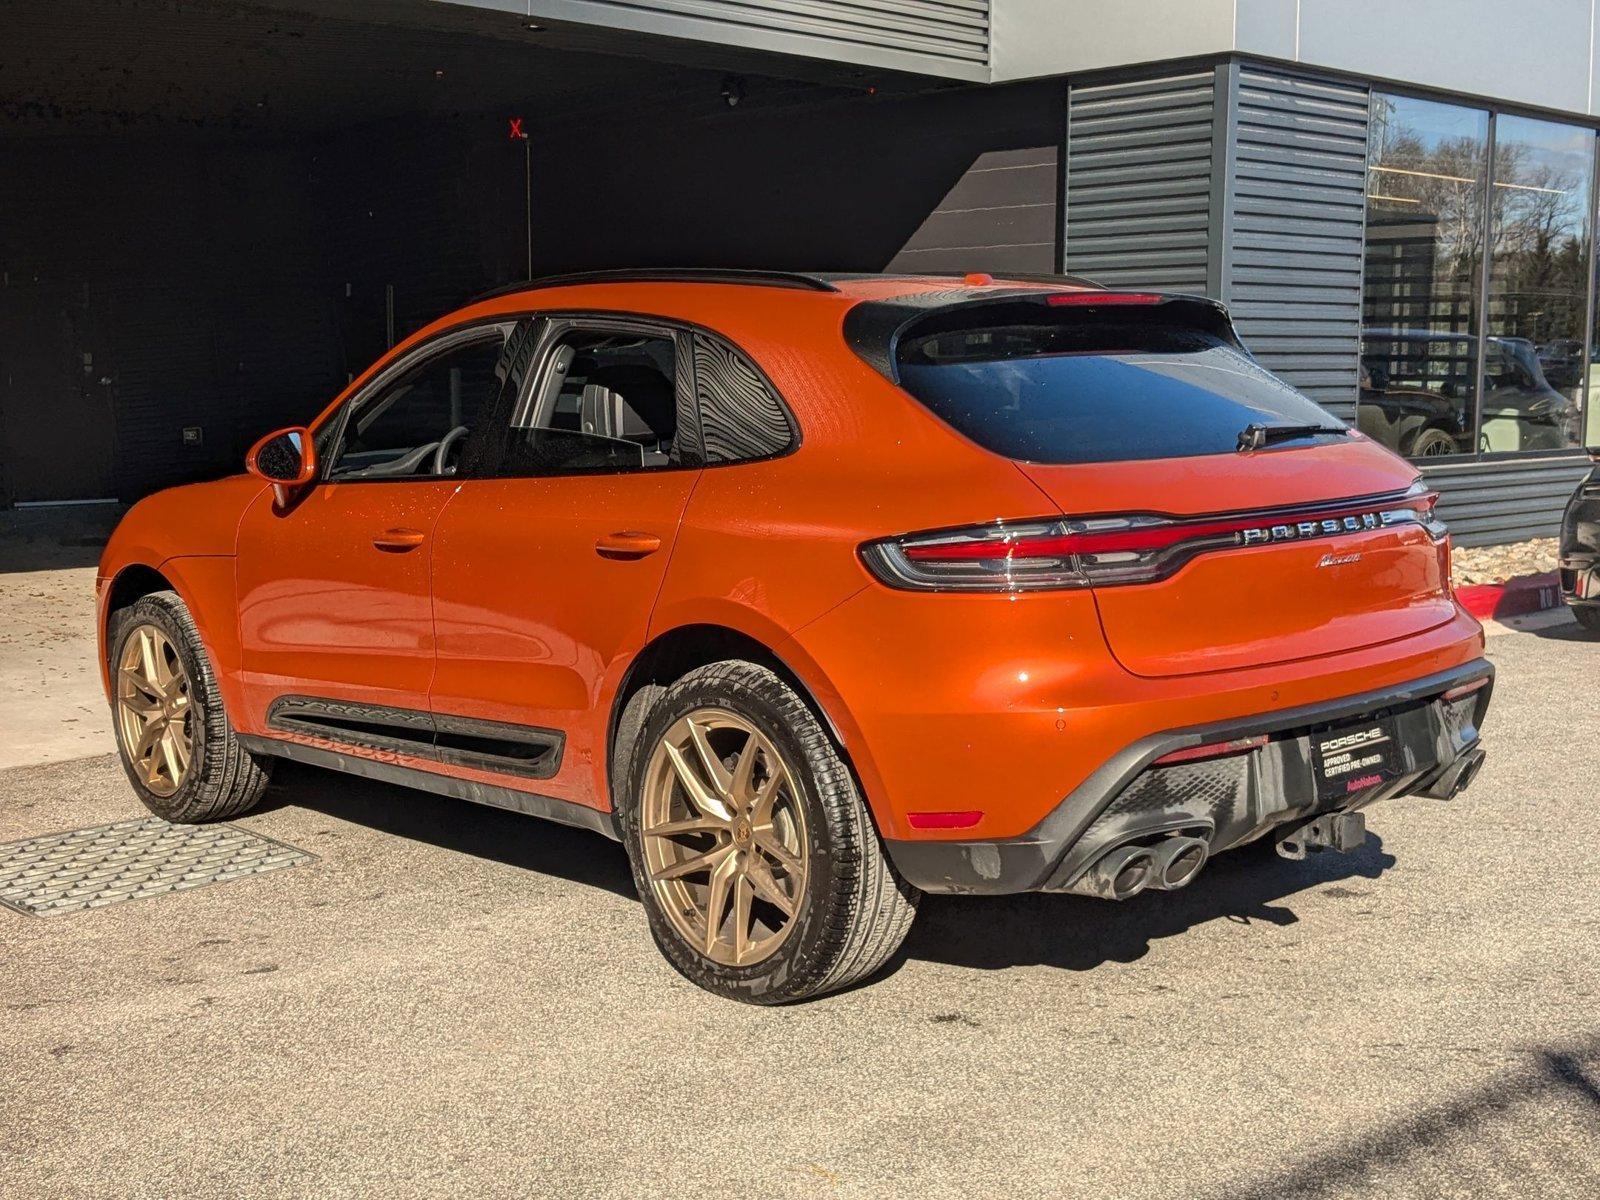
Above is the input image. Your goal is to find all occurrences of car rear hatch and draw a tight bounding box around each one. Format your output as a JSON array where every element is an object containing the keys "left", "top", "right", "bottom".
[{"left": 869, "top": 289, "right": 1458, "bottom": 678}]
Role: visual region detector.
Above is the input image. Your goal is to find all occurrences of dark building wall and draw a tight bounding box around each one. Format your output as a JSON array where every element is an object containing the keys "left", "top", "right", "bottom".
[
  {"left": 1224, "top": 64, "right": 1369, "bottom": 421},
  {"left": 308, "top": 78, "right": 1064, "bottom": 370},
  {"left": 2, "top": 78, "right": 1062, "bottom": 505},
  {"left": 530, "top": 80, "right": 1061, "bottom": 277},
  {"left": 0, "top": 140, "right": 341, "bottom": 503}
]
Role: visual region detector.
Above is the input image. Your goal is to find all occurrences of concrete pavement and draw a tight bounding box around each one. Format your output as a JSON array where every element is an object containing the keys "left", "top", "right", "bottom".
[
  {"left": 0, "top": 508, "right": 116, "bottom": 769},
  {"left": 2, "top": 624, "right": 1597, "bottom": 1198}
]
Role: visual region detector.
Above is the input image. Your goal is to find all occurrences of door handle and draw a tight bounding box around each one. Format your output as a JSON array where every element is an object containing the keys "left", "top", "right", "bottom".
[
  {"left": 373, "top": 527, "right": 427, "bottom": 552},
  {"left": 595, "top": 530, "right": 662, "bottom": 559}
]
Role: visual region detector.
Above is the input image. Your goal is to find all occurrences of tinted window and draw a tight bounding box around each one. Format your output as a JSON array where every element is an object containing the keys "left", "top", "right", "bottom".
[
  {"left": 896, "top": 309, "right": 1339, "bottom": 464},
  {"left": 498, "top": 327, "right": 681, "bottom": 477},
  {"left": 329, "top": 332, "right": 508, "bottom": 479}
]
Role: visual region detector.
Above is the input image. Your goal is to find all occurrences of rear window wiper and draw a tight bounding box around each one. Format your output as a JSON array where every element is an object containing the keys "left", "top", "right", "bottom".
[{"left": 1236, "top": 421, "right": 1349, "bottom": 452}]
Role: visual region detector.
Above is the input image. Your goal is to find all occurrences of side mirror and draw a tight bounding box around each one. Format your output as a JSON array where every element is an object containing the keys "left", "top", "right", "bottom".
[{"left": 246, "top": 427, "right": 317, "bottom": 505}]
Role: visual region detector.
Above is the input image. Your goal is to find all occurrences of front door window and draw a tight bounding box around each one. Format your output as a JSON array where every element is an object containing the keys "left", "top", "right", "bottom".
[{"left": 327, "top": 331, "right": 509, "bottom": 480}]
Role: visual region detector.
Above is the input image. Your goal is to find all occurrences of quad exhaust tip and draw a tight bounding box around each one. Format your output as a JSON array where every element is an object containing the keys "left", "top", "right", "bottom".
[
  {"left": 1151, "top": 836, "right": 1209, "bottom": 891},
  {"left": 1075, "top": 843, "right": 1158, "bottom": 901},
  {"left": 1423, "top": 746, "right": 1486, "bottom": 801},
  {"left": 1068, "top": 834, "right": 1211, "bottom": 900}
]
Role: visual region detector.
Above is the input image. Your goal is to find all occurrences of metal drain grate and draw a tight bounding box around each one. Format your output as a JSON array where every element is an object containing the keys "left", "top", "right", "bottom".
[{"left": 0, "top": 818, "right": 313, "bottom": 917}]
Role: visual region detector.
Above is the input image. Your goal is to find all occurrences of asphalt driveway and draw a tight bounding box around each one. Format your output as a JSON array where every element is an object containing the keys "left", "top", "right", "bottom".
[{"left": 2, "top": 624, "right": 1597, "bottom": 1198}]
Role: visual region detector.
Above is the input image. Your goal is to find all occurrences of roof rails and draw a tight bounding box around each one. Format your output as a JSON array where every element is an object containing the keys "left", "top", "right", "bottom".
[{"left": 470, "top": 268, "right": 839, "bottom": 303}]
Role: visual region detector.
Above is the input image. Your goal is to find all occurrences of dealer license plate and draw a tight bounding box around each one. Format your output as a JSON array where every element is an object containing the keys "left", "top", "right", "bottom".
[{"left": 1312, "top": 719, "right": 1401, "bottom": 801}]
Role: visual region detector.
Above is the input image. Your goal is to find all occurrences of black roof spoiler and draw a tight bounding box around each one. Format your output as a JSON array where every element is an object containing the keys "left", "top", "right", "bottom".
[{"left": 841, "top": 289, "right": 1235, "bottom": 382}]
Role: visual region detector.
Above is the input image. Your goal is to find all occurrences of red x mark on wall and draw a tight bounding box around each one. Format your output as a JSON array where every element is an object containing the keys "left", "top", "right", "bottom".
[{"left": 508, "top": 117, "right": 527, "bottom": 141}]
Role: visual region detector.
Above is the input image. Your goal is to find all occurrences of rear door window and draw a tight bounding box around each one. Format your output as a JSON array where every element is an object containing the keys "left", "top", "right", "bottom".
[
  {"left": 895, "top": 303, "right": 1342, "bottom": 464},
  {"left": 494, "top": 323, "right": 686, "bottom": 477}
]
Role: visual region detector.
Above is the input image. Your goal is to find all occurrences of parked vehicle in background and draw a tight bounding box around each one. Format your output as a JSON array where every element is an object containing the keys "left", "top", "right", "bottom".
[
  {"left": 1560, "top": 458, "right": 1600, "bottom": 632},
  {"left": 1360, "top": 330, "right": 1576, "bottom": 456},
  {"left": 1537, "top": 339, "right": 1584, "bottom": 391},
  {"left": 97, "top": 270, "right": 1494, "bottom": 1003}
]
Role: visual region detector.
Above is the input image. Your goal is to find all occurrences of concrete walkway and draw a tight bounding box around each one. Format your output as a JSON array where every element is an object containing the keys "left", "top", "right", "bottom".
[
  {"left": 0, "top": 507, "right": 119, "bottom": 769},
  {"left": 2, "top": 625, "right": 1597, "bottom": 1199}
]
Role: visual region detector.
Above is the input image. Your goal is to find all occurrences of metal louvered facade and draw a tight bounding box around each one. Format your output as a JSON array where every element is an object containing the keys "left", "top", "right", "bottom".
[
  {"left": 1424, "top": 460, "right": 1591, "bottom": 548},
  {"left": 1062, "top": 57, "right": 1590, "bottom": 546},
  {"left": 1224, "top": 65, "right": 1369, "bottom": 419},
  {"left": 1063, "top": 71, "right": 1217, "bottom": 294},
  {"left": 499, "top": 1, "right": 991, "bottom": 79}
]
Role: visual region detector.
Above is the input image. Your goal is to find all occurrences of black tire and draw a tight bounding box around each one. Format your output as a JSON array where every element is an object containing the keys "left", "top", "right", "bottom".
[
  {"left": 619, "top": 660, "right": 918, "bottom": 1004},
  {"left": 108, "top": 591, "right": 271, "bottom": 823},
  {"left": 1406, "top": 426, "right": 1459, "bottom": 458},
  {"left": 1574, "top": 604, "right": 1600, "bottom": 634}
]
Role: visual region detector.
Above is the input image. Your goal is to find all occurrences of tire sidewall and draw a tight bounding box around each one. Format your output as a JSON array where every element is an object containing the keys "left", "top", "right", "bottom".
[
  {"left": 108, "top": 594, "right": 213, "bottom": 819},
  {"left": 620, "top": 666, "right": 854, "bottom": 1003}
]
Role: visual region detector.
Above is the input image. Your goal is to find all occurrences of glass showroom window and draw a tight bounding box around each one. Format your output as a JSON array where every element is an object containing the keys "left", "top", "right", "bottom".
[
  {"left": 1361, "top": 95, "right": 1490, "bottom": 460},
  {"left": 1482, "top": 115, "right": 1592, "bottom": 455}
]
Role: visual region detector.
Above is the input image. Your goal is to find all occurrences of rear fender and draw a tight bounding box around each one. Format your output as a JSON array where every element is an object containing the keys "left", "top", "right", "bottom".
[{"left": 632, "top": 597, "right": 892, "bottom": 828}]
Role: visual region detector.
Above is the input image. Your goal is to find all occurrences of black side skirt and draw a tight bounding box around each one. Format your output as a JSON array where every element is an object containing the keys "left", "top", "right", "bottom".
[
  {"left": 266, "top": 695, "right": 563, "bottom": 780},
  {"left": 236, "top": 733, "right": 620, "bottom": 842}
]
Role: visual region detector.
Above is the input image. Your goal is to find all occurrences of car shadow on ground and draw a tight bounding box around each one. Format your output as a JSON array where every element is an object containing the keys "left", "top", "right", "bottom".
[
  {"left": 260, "top": 760, "right": 1395, "bottom": 980},
  {"left": 255, "top": 761, "right": 638, "bottom": 900},
  {"left": 1195, "top": 1032, "right": 1600, "bottom": 1199},
  {"left": 0, "top": 507, "right": 121, "bottom": 573},
  {"left": 897, "top": 835, "right": 1395, "bottom": 976},
  {"left": 1526, "top": 617, "right": 1599, "bottom": 642}
]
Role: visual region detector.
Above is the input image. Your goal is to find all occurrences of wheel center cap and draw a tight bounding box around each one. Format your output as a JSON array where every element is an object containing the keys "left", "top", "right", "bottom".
[{"left": 733, "top": 819, "right": 752, "bottom": 845}]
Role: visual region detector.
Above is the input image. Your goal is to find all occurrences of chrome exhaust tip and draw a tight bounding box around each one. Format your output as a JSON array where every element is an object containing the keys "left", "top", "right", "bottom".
[
  {"left": 1069, "top": 843, "right": 1158, "bottom": 901},
  {"left": 1149, "top": 836, "right": 1209, "bottom": 891},
  {"left": 1421, "top": 745, "right": 1487, "bottom": 800}
]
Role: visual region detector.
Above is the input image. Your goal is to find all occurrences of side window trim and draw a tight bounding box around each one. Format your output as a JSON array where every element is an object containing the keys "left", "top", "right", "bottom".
[{"left": 317, "top": 320, "right": 519, "bottom": 484}]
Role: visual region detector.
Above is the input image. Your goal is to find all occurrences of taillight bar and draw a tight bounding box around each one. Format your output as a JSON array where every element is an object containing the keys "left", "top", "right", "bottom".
[{"left": 860, "top": 484, "right": 1444, "bottom": 593}]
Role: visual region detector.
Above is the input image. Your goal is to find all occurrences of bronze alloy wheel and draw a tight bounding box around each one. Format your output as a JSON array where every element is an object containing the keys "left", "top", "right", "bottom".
[
  {"left": 115, "top": 622, "right": 194, "bottom": 797},
  {"left": 639, "top": 708, "right": 809, "bottom": 967}
]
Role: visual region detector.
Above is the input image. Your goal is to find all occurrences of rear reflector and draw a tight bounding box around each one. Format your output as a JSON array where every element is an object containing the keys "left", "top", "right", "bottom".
[
  {"left": 1152, "top": 735, "right": 1268, "bottom": 766},
  {"left": 906, "top": 810, "right": 984, "bottom": 830},
  {"left": 1046, "top": 291, "right": 1162, "bottom": 306},
  {"left": 1441, "top": 677, "right": 1490, "bottom": 703}
]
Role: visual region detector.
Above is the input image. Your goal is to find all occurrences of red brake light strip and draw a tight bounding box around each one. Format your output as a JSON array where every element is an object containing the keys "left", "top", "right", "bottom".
[
  {"left": 1046, "top": 292, "right": 1163, "bottom": 306},
  {"left": 901, "top": 494, "right": 1439, "bottom": 563}
]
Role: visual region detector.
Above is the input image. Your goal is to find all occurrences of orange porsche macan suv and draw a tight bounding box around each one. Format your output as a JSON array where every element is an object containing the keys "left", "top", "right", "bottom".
[{"left": 97, "top": 270, "right": 1493, "bottom": 1002}]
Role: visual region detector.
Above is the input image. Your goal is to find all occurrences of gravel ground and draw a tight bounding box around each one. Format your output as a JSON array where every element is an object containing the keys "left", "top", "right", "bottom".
[
  {"left": 1, "top": 625, "right": 1597, "bottom": 1199},
  {"left": 1452, "top": 537, "right": 1560, "bottom": 586}
]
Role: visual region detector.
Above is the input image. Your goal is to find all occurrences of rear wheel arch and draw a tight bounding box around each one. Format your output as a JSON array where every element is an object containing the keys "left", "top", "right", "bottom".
[{"left": 607, "top": 623, "right": 871, "bottom": 818}]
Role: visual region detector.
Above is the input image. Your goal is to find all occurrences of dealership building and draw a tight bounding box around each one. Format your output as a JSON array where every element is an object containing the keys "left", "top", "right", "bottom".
[{"left": 6, "top": 0, "right": 1600, "bottom": 544}]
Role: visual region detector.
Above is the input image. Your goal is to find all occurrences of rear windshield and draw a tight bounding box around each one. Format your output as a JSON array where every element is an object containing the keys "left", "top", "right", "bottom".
[{"left": 895, "top": 304, "right": 1342, "bottom": 464}]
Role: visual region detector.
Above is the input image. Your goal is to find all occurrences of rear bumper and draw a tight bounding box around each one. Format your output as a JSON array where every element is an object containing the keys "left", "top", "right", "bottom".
[
  {"left": 883, "top": 658, "right": 1493, "bottom": 895},
  {"left": 1560, "top": 557, "right": 1600, "bottom": 607},
  {"left": 1561, "top": 470, "right": 1600, "bottom": 606}
]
